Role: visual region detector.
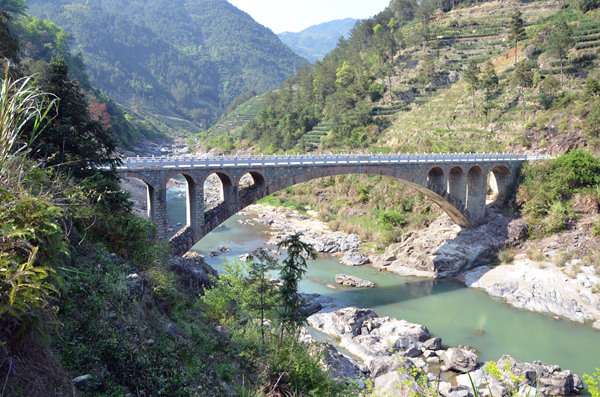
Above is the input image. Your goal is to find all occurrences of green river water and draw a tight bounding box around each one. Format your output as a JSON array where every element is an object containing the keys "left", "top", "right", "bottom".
[{"left": 166, "top": 186, "right": 600, "bottom": 378}]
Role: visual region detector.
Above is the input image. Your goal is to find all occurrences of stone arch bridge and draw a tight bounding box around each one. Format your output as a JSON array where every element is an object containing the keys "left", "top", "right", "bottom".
[{"left": 116, "top": 153, "right": 548, "bottom": 255}]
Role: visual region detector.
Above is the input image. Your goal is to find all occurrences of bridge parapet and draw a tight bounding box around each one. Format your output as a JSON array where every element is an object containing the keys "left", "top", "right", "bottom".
[{"left": 116, "top": 153, "right": 549, "bottom": 255}]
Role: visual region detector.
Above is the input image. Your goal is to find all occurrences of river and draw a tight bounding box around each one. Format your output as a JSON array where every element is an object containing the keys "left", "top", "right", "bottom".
[{"left": 166, "top": 185, "right": 599, "bottom": 378}]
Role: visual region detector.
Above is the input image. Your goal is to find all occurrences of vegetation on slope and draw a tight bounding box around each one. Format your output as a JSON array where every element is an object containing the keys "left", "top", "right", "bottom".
[{"left": 0, "top": 9, "right": 353, "bottom": 392}]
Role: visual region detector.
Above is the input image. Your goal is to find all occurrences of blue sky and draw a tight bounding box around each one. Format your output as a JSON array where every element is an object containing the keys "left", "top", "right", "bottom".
[{"left": 228, "top": 0, "right": 391, "bottom": 33}]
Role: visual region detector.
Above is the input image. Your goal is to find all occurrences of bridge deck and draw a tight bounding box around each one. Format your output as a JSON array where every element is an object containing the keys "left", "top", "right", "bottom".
[{"left": 114, "top": 153, "right": 550, "bottom": 170}]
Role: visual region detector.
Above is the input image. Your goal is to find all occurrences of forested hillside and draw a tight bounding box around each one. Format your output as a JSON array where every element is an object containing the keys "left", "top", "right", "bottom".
[
  {"left": 25, "top": 0, "right": 306, "bottom": 133},
  {"left": 278, "top": 18, "right": 358, "bottom": 62},
  {"left": 3, "top": 9, "right": 159, "bottom": 147}
]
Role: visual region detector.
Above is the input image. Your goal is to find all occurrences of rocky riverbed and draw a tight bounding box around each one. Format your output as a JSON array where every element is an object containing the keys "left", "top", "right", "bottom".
[{"left": 305, "top": 307, "right": 584, "bottom": 396}]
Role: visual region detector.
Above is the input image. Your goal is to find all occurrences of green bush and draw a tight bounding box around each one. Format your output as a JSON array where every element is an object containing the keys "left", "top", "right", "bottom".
[
  {"left": 579, "top": 0, "right": 600, "bottom": 12},
  {"left": 584, "top": 368, "right": 600, "bottom": 397},
  {"left": 369, "top": 83, "right": 384, "bottom": 102},
  {"left": 378, "top": 210, "right": 407, "bottom": 230}
]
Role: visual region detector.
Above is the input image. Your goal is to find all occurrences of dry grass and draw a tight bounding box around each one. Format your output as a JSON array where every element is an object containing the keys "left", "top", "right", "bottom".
[{"left": 379, "top": 0, "right": 562, "bottom": 154}]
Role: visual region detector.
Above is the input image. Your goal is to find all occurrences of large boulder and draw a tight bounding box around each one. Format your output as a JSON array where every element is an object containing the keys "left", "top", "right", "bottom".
[
  {"left": 497, "top": 355, "right": 584, "bottom": 396},
  {"left": 299, "top": 328, "right": 368, "bottom": 386},
  {"left": 456, "top": 355, "right": 584, "bottom": 397},
  {"left": 171, "top": 253, "right": 218, "bottom": 293},
  {"left": 341, "top": 249, "right": 371, "bottom": 266},
  {"left": 440, "top": 347, "right": 478, "bottom": 373},
  {"left": 315, "top": 232, "right": 361, "bottom": 253}
]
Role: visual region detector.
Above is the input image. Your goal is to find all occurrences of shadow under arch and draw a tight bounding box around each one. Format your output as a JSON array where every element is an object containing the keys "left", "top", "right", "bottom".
[
  {"left": 488, "top": 165, "right": 512, "bottom": 200},
  {"left": 202, "top": 169, "right": 235, "bottom": 205},
  {"left": 119, "top": 173, "right": 157, "bottom": 221}
]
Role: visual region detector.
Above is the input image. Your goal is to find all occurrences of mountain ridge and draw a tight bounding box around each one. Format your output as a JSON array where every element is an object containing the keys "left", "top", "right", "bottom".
[{"left": 278, "top": 17, "right": 358, "bottom": 62}]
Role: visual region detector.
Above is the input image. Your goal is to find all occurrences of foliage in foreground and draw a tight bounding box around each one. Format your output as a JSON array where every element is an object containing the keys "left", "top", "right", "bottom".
[
  {"left": 201, "top": 248, "right": 355, "bottom": 396},
  {"left": 584, "top": 368, "right": 600, "bottom": 397}
]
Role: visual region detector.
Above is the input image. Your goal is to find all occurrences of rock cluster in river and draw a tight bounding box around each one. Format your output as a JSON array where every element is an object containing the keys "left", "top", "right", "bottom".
[
  {"left": 307, "top": 307, "right": 583, "bottom": 396},
  {"left": 334, "top": 274, "right": 376, "bottom": 288}
]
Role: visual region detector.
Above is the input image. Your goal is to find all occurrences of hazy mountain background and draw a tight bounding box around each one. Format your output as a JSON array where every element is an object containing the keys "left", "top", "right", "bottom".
[
  {"left": 278, "top": 18, "right": 358, "bottom": 62},
  {"left": 25, "top": 0, "right": 307, "bottom": 134}
]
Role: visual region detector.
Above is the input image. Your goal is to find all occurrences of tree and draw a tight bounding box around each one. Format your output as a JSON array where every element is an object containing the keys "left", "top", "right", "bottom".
[
  {"left": 0, "top": 11, "right": 19, "bottom": 62},
  {"left": 512, "top": 60, "right": 534, "bottom": 122},
  {"left": 579, "top": 0, "right": 600, "bottom": 12},
  {"left": 546, "top": 19, "right": 574, "bottom": 84},
  {"left": 464, "top": 59, "right": 481, "bottom": 109},
  {"left": 480, "top": 61, "right": 499, "bottom": 127},
  {"left": 248, "top": 248, "right": 280, "bottom": 346},
  {"left": 391, "top": 0, "right": 417, "bottom": 22},
  {"left": 538, "top": 75, "right": 560, "bottom": 109},
  {"left": 276, "top": 232, "right": 316, "bottom": 352},
  {"left": 418, "top": 55, "right": 437, "bottom": 85},
  {"left": 335, "top": 60, "right": 355, "bottom": 88},
  {"left": 0, "top": 0, "right": 27, "bottom": 18},
  {"left": 416, "top": 0, "right": 436, "bottom": 50},
  {"left": 508, "top": 11, "right": 526, "bottom": 66},
  {"left": 32, "top": 58, "right": 121, "bottom": 179}
]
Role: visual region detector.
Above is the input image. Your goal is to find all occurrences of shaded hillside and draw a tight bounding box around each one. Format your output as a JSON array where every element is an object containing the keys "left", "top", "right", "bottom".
[
  {"left": 26, "top": 0, "right": 306, "bottom": 132},
  {"left": 278, "top": 18, "right": 358, "bottom": 62}
]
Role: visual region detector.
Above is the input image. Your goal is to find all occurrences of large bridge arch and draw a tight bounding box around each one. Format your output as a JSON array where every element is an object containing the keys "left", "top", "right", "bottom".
[
  {"left": 232, "top": 165, "right": 472, "bottom": 232},
  {"left": 488, "top": 165, "right": 512, "bottom": 199}
]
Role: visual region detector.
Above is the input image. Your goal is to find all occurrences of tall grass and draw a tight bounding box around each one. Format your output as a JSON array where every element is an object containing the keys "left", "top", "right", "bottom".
[{"left": 0, "top": 59, "right": 56, "bottom": 166}]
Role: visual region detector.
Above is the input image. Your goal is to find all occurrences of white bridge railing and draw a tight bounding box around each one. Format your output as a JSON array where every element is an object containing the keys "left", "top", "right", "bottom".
[{"left": 114, "top": 153, "right": 551, "bottom": 171}]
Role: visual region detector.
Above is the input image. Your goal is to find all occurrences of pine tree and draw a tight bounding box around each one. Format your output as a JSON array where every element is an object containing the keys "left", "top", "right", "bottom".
[
  {"left": 508, "top": 11, "right": 526, "bottom": 65},
  {"left": 546, "top": 19, "right": 574, "bottom": 84},
  {"left": 33, "top": 58, "right": 121, "bottom": 179},
  {"left": 0, "top": 10, "right": 20, "bottom": 63},
  {"left": 464, "top": 59, "right": 481, "bottom": 109},
  {"left": 248, "top": 248, "right": 280, "bottom": 346},
  {"left": 480, "top": 62, "right": 499, "bottom": 127},
  {"left": 511, "top": 60, "right": 534, "bottom": 123},
  {"left": 276, "top": 232, "right": 316, "bottom": 352}
]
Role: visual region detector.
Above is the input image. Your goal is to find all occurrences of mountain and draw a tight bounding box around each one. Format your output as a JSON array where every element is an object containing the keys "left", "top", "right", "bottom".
[
  {"left": 278, "top": 18, "right": 358, "bottom": 63},
  {"left": 25, "top": 0, "right": 307, "bottom": 133}
]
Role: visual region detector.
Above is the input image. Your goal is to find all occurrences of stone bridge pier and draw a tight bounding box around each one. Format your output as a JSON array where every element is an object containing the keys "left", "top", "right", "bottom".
[{"left": 117, "top": 153, "right": 531, "bottom": 255}]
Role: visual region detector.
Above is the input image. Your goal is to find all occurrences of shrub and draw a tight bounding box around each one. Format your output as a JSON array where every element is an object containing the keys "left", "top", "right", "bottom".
[
  {"left": 583, "top": 368, "right": 600, "bottom": 397},
  {"left": 378, "top": 210, "right": 407, "bottom": 230},
  {"left": 579, "top": 0, "right": 600, "bottom": 12}
]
